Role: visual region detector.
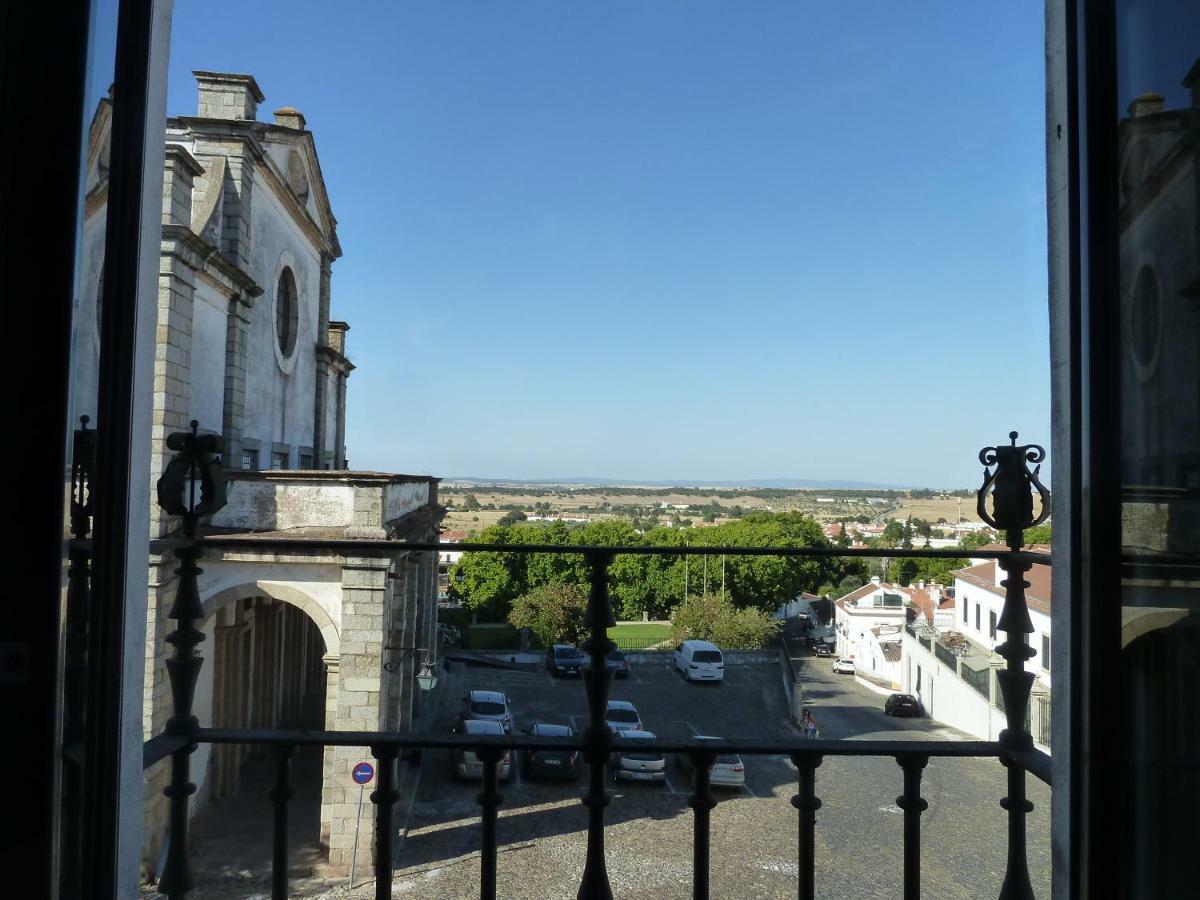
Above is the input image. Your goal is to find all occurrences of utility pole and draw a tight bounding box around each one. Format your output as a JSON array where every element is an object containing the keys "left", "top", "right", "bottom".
[
  {"left": 703, "top": 555, "right": 708, "bottom": 597},
  {"left": 721, "top": 555, "right": 726, "bottom": 599},
  {"left": 683, "top": 540, "right": 688, "bottom": 603}
]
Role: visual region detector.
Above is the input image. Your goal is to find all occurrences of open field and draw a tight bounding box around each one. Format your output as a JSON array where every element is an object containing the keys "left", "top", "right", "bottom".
[
  {"left": 891, "top": 496, "right": 981, "bottom": 524},
  {"left": 607, "top": 622, "right": 672, "bottom": 649}
]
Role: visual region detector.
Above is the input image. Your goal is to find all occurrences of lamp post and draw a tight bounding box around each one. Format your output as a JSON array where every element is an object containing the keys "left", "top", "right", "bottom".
[{"left": 382, "top": 646, "right": 439, "bottom": 690}]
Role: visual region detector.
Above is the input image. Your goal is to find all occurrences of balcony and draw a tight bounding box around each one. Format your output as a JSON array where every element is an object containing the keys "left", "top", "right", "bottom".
[{"left": 115, "top": 429, "right": 1053, "bottom": 899}]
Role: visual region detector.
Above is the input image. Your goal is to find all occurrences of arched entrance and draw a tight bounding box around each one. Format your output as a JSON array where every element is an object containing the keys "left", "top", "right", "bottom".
[{"left": 197, "top": 583, "right": 338, "bottom": 803}]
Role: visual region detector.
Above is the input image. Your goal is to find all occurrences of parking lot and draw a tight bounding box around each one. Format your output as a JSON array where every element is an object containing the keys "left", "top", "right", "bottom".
[{"left": 390, "top": 656, "right": 1052, "bottom": 900}]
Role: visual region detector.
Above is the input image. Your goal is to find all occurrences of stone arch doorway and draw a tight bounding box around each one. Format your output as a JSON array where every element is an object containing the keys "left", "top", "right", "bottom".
[{"left": 197, "top": 583, "right": 339, "bottom": 804}]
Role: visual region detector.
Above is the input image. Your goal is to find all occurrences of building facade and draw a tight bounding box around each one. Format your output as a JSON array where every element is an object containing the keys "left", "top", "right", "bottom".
[{"left": 76, "top": 70, "right": 443, "bottom": 877}]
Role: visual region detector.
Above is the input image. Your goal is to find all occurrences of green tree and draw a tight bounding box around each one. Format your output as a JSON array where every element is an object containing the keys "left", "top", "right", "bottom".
[
  {"left": 461, "top": 493, "right": 481, "bottom": 511},
  {"left": 833, "top": 574, "right": 865, "bottom": 598},
  {"left": 669, "top": 593, "right": 779, "bottom": 649},
  {"left": 508, "top": 582, "right": 589, "bottom": 647},
  {"left": 498, "top": 509, "right": 527, "bottom": 526},
  {"left": 1024, "top": 524, "right": 1052, "bottom": 544}
]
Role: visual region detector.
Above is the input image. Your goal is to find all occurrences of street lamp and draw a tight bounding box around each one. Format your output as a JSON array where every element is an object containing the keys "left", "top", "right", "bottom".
[{"left": 382, "top": 646, "right": 439, "bottom": 690}]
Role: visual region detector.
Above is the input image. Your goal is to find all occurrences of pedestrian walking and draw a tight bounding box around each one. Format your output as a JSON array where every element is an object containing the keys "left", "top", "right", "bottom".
[{"left": 801, "top": 707, "right": 819, "bottom": 739}]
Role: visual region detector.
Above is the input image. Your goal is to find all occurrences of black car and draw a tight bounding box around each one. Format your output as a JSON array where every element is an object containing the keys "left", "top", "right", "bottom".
[
  {"left": 605, "top": 648, "right": 630, "bottom": 679},
  {"left": 814, "top": 644, "right": 832, "bottom": 658},
  {"left": 521, "top": 723, "right": 580, "bottom": 779},
  {"left": 546, "top": 644, "right": 587, "bottom": 677},
  {"left": 884, "top": 693, "right": 923, "bottom": 717}
]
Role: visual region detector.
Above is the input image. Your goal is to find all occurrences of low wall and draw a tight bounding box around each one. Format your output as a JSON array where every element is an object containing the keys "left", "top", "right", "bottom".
[{"left": 461, "top": 649, "right": 783, "bottom": 665}]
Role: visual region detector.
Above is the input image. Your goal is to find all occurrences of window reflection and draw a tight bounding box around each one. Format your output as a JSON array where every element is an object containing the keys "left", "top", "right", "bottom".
[{"left": 1115, "top": 10, "right": 1199, "bottom": 892}]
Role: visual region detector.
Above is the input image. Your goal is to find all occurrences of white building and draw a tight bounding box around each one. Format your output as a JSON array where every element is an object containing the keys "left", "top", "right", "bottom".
[
  {"left": 77, "top": 71, "right": 443, "bottom": 877},
  {"left": 833, "top": 578, "right": 908, "bottom": 686},
  {"left": 900, "top": 556, "right": 1052, "bottom": 750}
]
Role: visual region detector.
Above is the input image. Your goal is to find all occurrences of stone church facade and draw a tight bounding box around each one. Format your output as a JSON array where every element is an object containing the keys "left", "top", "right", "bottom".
[{"left": 78, "top": 71, "right": 442, "bottom": 877}]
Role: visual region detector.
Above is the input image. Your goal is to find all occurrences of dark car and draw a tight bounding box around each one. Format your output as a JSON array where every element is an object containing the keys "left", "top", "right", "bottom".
[
  {"left": 814, "top": 644, "right": 832, "bottom": 658},
  {"left": 605, "top": 648, "right": 630, "bottom": 679},
  {"left": 521, "top": 723, "right": 580, "bottom": 779},
  {"left": 546, "top": 644, "right": 587, "bottom": 677},
  {"left": 885, "top": 693, "right": 923, "bottom": 717}
]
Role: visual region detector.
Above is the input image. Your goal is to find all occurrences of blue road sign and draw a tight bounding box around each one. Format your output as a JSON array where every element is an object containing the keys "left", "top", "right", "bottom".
[{"left": 352, "top": 761, "right": 375, "bottom": 785}]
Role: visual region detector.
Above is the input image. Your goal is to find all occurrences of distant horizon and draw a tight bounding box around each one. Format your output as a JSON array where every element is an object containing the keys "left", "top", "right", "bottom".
[{"left": 437, "top": 474, "right": 965, "bottom": 492}]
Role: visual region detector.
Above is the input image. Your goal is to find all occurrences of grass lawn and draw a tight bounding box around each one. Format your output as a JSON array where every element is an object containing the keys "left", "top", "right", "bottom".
[{"left": 607, "top": 622, "right": 672, "bottom": 649}]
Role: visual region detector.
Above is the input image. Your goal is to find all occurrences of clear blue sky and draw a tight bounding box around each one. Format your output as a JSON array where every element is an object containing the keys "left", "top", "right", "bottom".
[{"left": 162, "top": 1, "right": 1052, "bottom": 488}]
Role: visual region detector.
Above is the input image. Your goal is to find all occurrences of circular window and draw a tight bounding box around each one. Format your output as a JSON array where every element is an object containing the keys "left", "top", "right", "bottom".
[
  {"left": 1131, "top": 265, "right": 1161, "bottom": 372},
  {"left": 275, "top": 267, "right": 299, "bottom": 358}
]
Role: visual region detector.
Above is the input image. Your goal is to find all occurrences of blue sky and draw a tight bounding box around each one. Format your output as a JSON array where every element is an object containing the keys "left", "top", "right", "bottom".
[{"left": 158, "top": 1, "right": 1051, "bottom": 488}]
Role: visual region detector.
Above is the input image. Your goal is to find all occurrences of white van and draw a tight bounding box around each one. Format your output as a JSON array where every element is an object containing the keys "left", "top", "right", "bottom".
[{"left": 674, "top": 639, "right": 725, "bottom": 683}]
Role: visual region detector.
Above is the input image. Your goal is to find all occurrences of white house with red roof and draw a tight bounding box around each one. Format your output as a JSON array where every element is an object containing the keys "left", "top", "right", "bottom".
[{"left": 899, "top": 549, "right": 1052, "bottom": 751}]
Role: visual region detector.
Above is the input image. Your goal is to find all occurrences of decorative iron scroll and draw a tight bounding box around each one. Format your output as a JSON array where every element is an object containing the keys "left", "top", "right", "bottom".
[{"left": 976, "top": 431, "right": 1050, "bottom": 541}]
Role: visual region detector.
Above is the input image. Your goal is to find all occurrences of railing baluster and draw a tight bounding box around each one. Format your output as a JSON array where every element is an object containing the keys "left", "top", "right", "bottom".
[
  {"left": 578, "top": 550, "right": 616, "bottom": 900},
  {"left": 895, "top": 753, "right": 929, "bottom": 900},
  {"left": 269, "top": 744, "right": 295, "bottom": 900},
  {"left": 476, "top": 746, "right": 504, "bottom": 900},
  {"left": 62, "top": 417, "right": 95, "bottom": 900},
  {"left": 689, "top": 750, "right": 717, "bottom": 899},
  {"left": 976, "top": 431, "right": 1048, "bottom": 900},
  {"left": 790, "top": 751, "right": 823, "bottom": 900},
  {"left": 370, "top": 744, "right": 399, "bottom": 900}
]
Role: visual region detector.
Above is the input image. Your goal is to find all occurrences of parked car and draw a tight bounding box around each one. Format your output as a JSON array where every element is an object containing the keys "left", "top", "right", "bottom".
[
  {"left": 609, "top": 730, "right": 666, "bottom": 784},
  {"left": 546, "top": 644, "right": 587, "bottom": 677},
  {"left": 452, "top": 719, "right": 513, "bottom": 781},
  {"left": 605, "top": 648, "right": 630, "bottom": 679},
  {"left": 521, "top": 723, "right": 580, "bottom": 779},
  {"left": 814, "top": 644, "right": 832, "bottom": 658},
  {"left": 832, "top": 658, "right": 856, "bottom": 675},
  {"left": 460, "top": 689, "right": 513, "bottom": 732},
  {"left": 675, "top": 735, "right": 746, "bottom": 789},
  {"left": 884, "top": 693, "right": 923, "bottom": 717},
  {"left": 604, "top": 699, "right": 643, "bottom": 732},
  {"left": 674, "top": 639, "right": 725, "bottom": 683}
]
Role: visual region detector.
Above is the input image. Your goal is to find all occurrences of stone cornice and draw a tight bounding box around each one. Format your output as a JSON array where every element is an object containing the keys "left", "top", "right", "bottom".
[
  {"left": 160, "top": 223, "right": 263, "bottom": 299},
  {"left": 316, "top": 344, "right": 355, "bottom": 374},
  {"left": 163, "top": 143, "right": 205, "bottom": 177}
]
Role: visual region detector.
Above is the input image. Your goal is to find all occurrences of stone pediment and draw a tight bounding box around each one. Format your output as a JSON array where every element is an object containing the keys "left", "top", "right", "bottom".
[{"left": 259, "top": 128, "right": 340, "bottom": 257}]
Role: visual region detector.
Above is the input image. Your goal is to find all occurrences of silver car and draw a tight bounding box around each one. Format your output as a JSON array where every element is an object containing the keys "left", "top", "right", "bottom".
[
  {"left": 460, "top": 689, "right": 513, "bottom": 733},
  {"left": 452, "top": 719, "right": 513, "bottom": 781},
  {"left": 610, "top": 730, "right": 666, "bottom": 783},
  {"left": 675, "top": 735, "right": 746, "bottom": 789},
  {"left": 604, "top": 700, "right": 642, "bottom": 732}
]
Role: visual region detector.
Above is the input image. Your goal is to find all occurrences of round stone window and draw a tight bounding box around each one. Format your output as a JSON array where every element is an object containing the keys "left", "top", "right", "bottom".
[
  {"left": 1130, "top": 265, "right": 1161, "bottom": 373},
  {"left": 275, "top": 267, "right": 299, "bottom": 358}
]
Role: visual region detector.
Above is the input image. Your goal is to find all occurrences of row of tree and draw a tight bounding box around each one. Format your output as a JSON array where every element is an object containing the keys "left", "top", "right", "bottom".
[{"left": 448, "top": 514, "right": 856, "bottom": 621}]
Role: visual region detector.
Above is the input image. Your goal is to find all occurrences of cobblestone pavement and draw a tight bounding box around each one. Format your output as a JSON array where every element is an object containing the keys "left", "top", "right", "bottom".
[{"left": 167, "top": 654, "right": 1051, "bottom": 898}]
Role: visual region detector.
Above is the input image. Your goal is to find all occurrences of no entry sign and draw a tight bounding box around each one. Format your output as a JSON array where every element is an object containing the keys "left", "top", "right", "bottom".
[{"left": 352, "top": 761, "right": 375, "bottom": 785}]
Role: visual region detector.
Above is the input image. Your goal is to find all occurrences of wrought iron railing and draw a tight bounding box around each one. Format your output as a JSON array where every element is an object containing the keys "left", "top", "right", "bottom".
[{"left": 67, "top": 424, "right": 1054, "bottom": 900}]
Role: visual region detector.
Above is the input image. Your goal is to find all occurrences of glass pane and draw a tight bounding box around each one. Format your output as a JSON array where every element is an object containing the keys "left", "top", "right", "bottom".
[{"left": 1114, "top": 2, "right": 1200, "bottom": 895}]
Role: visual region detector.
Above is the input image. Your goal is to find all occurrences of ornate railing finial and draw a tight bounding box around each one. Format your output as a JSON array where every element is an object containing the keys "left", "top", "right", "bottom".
[
  {"left": 156, "top": 420, "right": 227, "bottom": 537},
  {"left": 977, "top": 431, "right": 1050, "bottom": 546}
]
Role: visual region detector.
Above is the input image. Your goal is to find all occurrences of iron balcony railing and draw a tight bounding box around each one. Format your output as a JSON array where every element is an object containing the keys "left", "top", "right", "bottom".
[{"left": 66, "top": 424, "right": 1054, "bottom": 900}]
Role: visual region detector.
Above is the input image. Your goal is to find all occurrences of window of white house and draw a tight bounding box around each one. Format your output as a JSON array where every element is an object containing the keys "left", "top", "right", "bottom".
[
  {"left": 240, "top": 450, "right": 257, "bottom": 470},
  {"left": 1042, "top": 634, "right": 1050, "bottom": 672},
  {"left": 989, "top": 610, "right": 997, "bottom": 641},
  {"left": 272, "top": 450, "right": 289, "bottom": 469},
  {"left": 963, "top": 596, "right": 969, "bottom": 623},
  {"left": 975, "top": 605, "right": 981, "bottom": 632},
  {"left": 299, "top": 450, "right": 313, "bottom": 469}
]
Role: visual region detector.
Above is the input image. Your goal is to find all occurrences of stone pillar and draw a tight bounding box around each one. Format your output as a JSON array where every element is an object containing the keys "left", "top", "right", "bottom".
[
  {"left": 222, "top": 295, "right": 252, "bottom": 465},
  {"left": 334, "top": 371, "right": 348, "bottom": 469},
  {"left": 313, "top": 255, "right": 333, "bottom": 457},
  {"left": 322, "top": 557, "right": 390, "bottom": 875}
]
